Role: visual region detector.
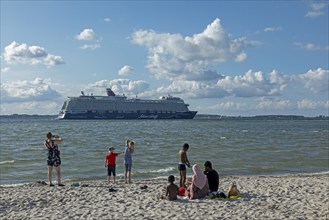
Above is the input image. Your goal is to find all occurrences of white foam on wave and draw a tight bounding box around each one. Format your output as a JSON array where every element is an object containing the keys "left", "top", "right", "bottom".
[
  {"left": 0, "top": 160, "right": 15, "bottom": 165},
  {"left": 0, "top": 183, "right": 27, "bottom": 187},
  {"left": 137, "top": 166, "right": 175, "bottom": 174}
]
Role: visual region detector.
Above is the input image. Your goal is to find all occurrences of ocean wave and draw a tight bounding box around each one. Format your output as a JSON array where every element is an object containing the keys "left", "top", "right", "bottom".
[
  {"left": 0, "top": 183, "right": 26, "bottom": 187},
  {"left": 136, "top": 166, "right": 175, "bottom": 174},
  {"left": 0, "top": 160, "right": 15, "bottom": 165}
]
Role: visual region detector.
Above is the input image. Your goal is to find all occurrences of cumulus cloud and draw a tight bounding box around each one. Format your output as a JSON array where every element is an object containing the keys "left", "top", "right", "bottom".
[
  {"left": 1, "top": 78, "right": 62, "bottom": 103},
  {"left": 118, "top": 65, "right": 134, "bottom": 76},
  {"left": 75, "top": 28, "right": 96, "bottom": 41},
  {"left": 131, "top": 18, "right": 255, "bottom": 81},
  {"left": 217, "top": 69, "right": 288, "bottom": 97},
  {"left": 148, "top": 80, "right": 227, "bottom": 99},
  {"left": 81, "top": 67, "right": 327, "bottom": 105},
  {"left": 298, "top": 68, "right": 329, "bottom": 93},
  {"left": 305, "top": 2, "right": 327, "bottom": 18},
  {"left": 75, "top": 28, "right": 102, "bottom": 50},
  {"left": 133, "top": 69, "right": 289, "bottom": 100},
  {"left": 84, "top": 79, "right": 149, "bottom": 97},
  {"left": 298, "top": 99, "right": 328, "bottom": 109},
  {"left": 206, "top": 101, "right": 248, "bottom": 111},
  {"left": 3, "top": 41, "right": 65, "bottom": 67},
  {"left": 255, "top": 97, "right": 294, "bottom": 110}
]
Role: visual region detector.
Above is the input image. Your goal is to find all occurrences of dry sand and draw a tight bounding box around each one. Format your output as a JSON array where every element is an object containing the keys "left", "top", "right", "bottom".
[{"left": 1, "top": 174, "right": 328, "bottom": 220}]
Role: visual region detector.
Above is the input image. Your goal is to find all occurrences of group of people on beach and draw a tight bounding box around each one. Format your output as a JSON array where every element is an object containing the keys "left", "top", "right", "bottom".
[
  {"left": 44, "top": 131, "right": 135, "bottom": 186},
  {"left": 163, "top": 143, "right": 240, "bottom": 201},
  {"left": 104, "top": 140, "right": 135, "bottom": 184},
  {"left": 44, "top": 132, "right": 239, "bottom": 200}
]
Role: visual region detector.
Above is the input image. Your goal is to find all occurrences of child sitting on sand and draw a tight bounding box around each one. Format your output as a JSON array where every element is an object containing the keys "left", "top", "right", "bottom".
[{"left": 161, "top": 175, "right": 179, "bottom": 201}]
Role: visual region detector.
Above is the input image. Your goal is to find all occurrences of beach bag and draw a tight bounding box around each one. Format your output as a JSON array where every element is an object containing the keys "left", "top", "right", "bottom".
[{"left": 228, "top": 182, "right": 239, "bottom": 198}]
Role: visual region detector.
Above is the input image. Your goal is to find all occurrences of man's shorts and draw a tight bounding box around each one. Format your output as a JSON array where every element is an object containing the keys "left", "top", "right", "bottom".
[{"left": 178, "top": 163, "right": 186, "bottom": 171}]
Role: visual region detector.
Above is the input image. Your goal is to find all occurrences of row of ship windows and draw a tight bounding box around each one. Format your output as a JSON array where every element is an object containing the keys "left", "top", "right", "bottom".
[
  {"left": 84, "top": 110, "right": 177, "bottom": 114},
  {"left": 69, "top": 104, "right": 185, "bottom": 112},
  {"left": 70, "top": 102, "right": 184, "bottom": 110}
]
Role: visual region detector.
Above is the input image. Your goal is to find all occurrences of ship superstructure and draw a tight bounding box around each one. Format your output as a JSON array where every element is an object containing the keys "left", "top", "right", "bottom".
[{"left": 58, "top": 88, "right": 197, "bottom": 119}]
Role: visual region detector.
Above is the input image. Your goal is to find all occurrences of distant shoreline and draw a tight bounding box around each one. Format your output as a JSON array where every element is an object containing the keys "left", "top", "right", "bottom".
[{"left": 1, "top": 114, "right": 328, "bottom": 120}]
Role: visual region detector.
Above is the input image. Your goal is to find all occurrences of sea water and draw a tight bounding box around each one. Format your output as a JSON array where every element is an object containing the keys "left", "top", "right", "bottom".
[{"left": 0, "top": 116, "right": 328, "bottom": 185}]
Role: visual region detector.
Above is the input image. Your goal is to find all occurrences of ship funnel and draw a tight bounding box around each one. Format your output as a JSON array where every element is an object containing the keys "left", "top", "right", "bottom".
[{"left": 106, "top": 88, "right": 116, "bottom": 96}]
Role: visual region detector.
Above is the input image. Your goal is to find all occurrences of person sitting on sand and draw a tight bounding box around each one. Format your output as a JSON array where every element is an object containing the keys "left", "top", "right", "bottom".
[
  {"left": 187, "top": 164, "right": 209, "bottom": 200},
  {"left": 203, "top": 161, "right": 219, "bottom": 193},
  {"left": 165, "top": 175, "right": 179, "bottom": 201}
]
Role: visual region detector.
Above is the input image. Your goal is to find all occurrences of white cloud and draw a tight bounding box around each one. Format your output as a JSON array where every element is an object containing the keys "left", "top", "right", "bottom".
[
  {"left": 1, "top": 78, "right": 62, "bottom": 103},
  {"left": 3, "top": 41, "right": 65, "bottom": 67},
  {"left": 75, "top": 29, "right": 102, "bottom": 50},
  {"left": 131, "top": 18, "right": 254, "bottom": 81},
  {"left": 325, "top": 100, "right": 329, "bottom": 109},
  {"left": 217, "top": 69, "right": 287, "bottom": 97},
  {"left": 84, "top": 79, "right": 149, "bottom": 97},
  {"left": 206, "top": 101, "right": 248, "bottom": 110},
  {"left": 298, "top": 99, "right": 328, "bottom": 109},
  {"left": 264, "top": 26, "right": 282, "bottom": 32},
  {"left": 82, "top": 67, "right": 327, "bottom": 104},
  {"left": 75, "top": 28, "right": 96, "bottom": 41},
  {"left": 294, "top": 42, "right": 329, "bottom": 51},
  {"left": 306, "top": 2, "right": 327, "bottom": 18},
  {"left": 299, "top": 68, "right": 329, "bottom": 93},
  {"left": 255, "top": 98, "right": 294, "bottom": 110},
  {"left": 118, "top": 65, "right": 134, "bottom": 76},
  {"left": 103, "top": 18, "right": 111, "bottom": 23},
  {"left": 149, "top": 80, "right": 227, "bottom": 99},
  {"left": 80, "top": 44, "right": 101, "bottom": 50},
  {"left": 1, "top": 67, "right": 11, "bottom": 74}
]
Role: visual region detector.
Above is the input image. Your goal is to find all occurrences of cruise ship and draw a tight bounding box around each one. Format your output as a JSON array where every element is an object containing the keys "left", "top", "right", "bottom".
[{"left": 58, "top": 88, "right": 197, "bottom": 119}]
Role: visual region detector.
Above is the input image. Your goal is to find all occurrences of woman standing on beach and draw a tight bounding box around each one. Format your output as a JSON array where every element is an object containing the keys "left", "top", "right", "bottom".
[
  {"left": 124, "top": 140, "right": 135, "bottom": 184},
  {"left": 44, "top": 131, "right": 64, "bottom": 186}
]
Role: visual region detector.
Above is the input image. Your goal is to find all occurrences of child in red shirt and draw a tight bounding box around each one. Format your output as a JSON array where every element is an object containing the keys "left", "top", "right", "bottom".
[{"left": 104, "top": 147, "right": 123, "bottom": 183}]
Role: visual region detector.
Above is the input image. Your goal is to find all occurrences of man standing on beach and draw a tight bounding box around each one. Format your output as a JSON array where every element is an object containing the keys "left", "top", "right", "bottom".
[
  {"left": 203, "top": 161, "right": 219, "bottom": 192},
  {"left": 178, "top": 143, "right": 191, "bottom": 188}
]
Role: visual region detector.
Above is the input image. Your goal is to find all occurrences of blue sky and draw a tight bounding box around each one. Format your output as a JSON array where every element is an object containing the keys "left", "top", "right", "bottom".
[{"left": 1, "top": 1, "right": 328, "bottom": 116}]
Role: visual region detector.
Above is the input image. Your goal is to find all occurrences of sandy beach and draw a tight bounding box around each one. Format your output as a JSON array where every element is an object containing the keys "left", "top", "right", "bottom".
[{"left": 1, "top": 174, "right": 328, "bottom": 220}]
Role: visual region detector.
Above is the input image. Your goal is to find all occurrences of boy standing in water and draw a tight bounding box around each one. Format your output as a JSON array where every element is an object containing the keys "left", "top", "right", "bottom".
[
  {"left": 104, "top": 147, "right": 123, "bottom": 184},
  {"left": 178, "top": 143, "right": 191, "bottom": 188}
]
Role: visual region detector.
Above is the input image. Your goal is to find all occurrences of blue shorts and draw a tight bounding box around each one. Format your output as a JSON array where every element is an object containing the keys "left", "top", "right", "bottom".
[
  {"left": 107, "top": 166, "right": 116, "bottom": 176},
  {"left": 178, "top": 163, "right": 186, "bottom": 171},
  {"left": 125, "top": 164, "right": 132, "bottom": 172}
]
